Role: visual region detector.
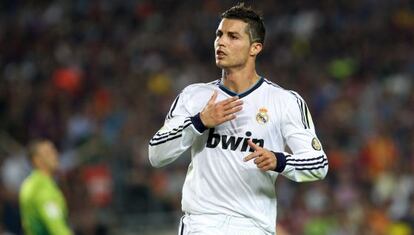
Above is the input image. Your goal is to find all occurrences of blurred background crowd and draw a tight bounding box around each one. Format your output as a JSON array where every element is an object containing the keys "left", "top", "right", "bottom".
[{"left": 0, "top": 0, "right": 413, "bottom": 234}]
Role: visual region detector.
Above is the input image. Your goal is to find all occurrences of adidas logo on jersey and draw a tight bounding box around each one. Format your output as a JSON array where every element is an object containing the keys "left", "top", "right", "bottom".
[{"left": 206, "top": 128, "right": 264, "bottom": 152}]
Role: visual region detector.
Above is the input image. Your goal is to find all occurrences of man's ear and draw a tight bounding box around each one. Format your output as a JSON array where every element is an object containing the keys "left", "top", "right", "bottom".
[
  {"left": 32, "top": 155, "right": 39, "bottom": 167},
  {"left": 250, "top": 42, "right": 263, "bottom": 56}
]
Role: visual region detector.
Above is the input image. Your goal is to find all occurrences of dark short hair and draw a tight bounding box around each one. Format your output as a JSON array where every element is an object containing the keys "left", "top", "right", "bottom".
[{"left": 221, "top": 2, "right": 266, "bottom": 45}]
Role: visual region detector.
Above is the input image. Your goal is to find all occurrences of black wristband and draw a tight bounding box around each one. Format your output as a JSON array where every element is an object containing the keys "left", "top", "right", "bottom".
[
  {"left": 271, "top": 151, "right": 287, "bottom": 173},
  {"left": 190, "top": 113, "right": 208, "bottom": 133}
]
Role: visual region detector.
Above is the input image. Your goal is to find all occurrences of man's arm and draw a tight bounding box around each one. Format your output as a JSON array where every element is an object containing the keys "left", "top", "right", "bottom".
[
  {"left": 148, "top": 90, "right": 204, "bottom": 168},
  {"left": 244, "top": 91, "right": 328, "bottom": 182},
  {"left": 149, "top": 89, "right": 243, "bottom": 167},
  {"left": 277, "top": 91, "right": 328, "bottom": 182},
  {"left": 37, "top": 193, "right": 72, "bottom": 235}
]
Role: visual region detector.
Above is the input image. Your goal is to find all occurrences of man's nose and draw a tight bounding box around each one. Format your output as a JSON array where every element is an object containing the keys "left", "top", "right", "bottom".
[{"left": 216, "top": 36, "right": 226, "bottom": 47}]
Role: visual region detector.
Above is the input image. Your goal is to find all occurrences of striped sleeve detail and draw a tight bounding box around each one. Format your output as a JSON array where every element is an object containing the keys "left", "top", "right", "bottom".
[
  {"left": 286, "top": 154, "right": 328, "bottom": 170},
  {"left": 178, "top": 215, "right": 185, "bottom": 235},
  {"left": 149, "top": 118, "right": 192, "bottom": 146},
  {"left": 263, "top": 78, "right": 282, "bottom": 89},
  {"left": 166, "top": 95, "right": 180, "bottom": 120},
  {"left": 289, "top": 91, "right": 311, "bottom": 129},
  {"left": 265, "top": 80, "right": 312, "bottom": 129}
]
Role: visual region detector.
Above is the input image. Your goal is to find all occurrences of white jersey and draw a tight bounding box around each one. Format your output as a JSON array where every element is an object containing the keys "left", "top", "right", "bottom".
[{"left": 148, "top": 77, "right": 328, "bottom": 233}]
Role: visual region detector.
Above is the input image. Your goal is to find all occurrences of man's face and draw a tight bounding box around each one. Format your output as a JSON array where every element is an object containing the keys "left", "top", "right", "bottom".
[
  {"left": 36, "top": 141, "right": 59, "bottom": 173},
  {"left": 214, "top": 18, "right": 252, "bottom": 69}
]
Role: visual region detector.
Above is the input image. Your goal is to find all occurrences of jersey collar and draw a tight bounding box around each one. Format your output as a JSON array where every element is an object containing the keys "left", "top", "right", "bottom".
[{"left": 218, "top": 76, "right": 264, "bottom": 98}]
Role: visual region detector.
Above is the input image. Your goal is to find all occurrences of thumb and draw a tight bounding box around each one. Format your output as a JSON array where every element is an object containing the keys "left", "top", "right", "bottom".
[{"left": 208, "top": 90, "right": 218, "bottom": 105}]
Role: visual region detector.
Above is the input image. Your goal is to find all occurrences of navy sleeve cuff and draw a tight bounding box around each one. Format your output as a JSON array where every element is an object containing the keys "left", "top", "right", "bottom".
[
  {"left": 190, "top": 113, "right": 207, "bottom": 133},
  {"left": 272, "top": 151, "right": 287, "bottom": 173}
]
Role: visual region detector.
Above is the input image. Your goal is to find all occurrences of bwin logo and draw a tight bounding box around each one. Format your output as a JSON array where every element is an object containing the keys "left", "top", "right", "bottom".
[{"left": 206, "top": 128, "right": 264, "bottom": 152}]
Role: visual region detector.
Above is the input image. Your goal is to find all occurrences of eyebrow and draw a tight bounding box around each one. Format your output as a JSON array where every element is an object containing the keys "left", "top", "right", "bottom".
[
  {"left": 228, "top": 31, "right": 241, "bottom": 36},
  {"left": 216, "top": 29, "right": 242, "bottom": 36}
]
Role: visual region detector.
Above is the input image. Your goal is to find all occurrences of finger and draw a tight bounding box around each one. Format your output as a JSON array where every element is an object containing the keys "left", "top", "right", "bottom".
[
  {"left": 254, "top": 155, "right": 266, "bottom": 165},
  {"left": 244, "top": 151, "right": 261, "bottom": 162},
  {"left": 223, "top": 99, "right": 243, "bottom": 111},
  {"left": 247, "top": 139, "right": 262, "bottom": 151},
  {"left": 223, "top": 105, "right": 243, "bottom": 116},
  {"left": 208, "top": 90, "right": 218, "bottom": 105},
  {"left": 220, "top": 113, "right": 237, "bottom": 123},
  {"left": 257, "top": 160, "right": 270, "bottom": 168},
  {"left": 218, "top": 96, "right": 239, "bottom": 106},
  {"left": 259, "top": 166, "right": 271, "bottom": 172}
]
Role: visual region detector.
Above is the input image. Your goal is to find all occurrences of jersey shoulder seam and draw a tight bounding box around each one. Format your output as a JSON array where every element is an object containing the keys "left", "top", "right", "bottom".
[{"left": 184, "top": 79, "right": 220, "bottom": 92}]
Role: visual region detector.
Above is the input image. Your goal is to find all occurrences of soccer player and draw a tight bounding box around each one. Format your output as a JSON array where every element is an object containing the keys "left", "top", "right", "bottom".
[
  {"left": 19, "top": 140, "right": 73, "bottom": 235},
  {"left": 149, "top": 3, "right": 328, "bottom": 235}
]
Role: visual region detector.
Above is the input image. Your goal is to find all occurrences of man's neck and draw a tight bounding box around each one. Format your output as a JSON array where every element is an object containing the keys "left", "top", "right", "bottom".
[
  {"left": 221, "top": 68, "right": 260, "bottom": 94},
  {"left": 35, "top": 166, "right": 52, "bottom": 177}
]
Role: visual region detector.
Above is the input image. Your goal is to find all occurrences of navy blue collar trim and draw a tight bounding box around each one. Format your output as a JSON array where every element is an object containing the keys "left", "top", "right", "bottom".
[{"left": 218, "top": 77, "right": 264, "bottom": 98}]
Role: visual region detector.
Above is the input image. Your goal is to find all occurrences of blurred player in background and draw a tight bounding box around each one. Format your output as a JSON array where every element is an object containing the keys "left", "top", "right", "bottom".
[
  {"left": 19, "top": 139, "right": 73, "bottom": 235},
  {"left": 149, "top": 3, "right": 328, "bottom": 235}
]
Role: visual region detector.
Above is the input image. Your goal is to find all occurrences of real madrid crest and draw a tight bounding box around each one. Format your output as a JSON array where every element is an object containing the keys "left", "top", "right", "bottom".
[
  {"left": 256, "top": 108, "right": 269, "bottom": 124},
  {"left": 311, "top": 137, "right": 322, "bottom": 151}
]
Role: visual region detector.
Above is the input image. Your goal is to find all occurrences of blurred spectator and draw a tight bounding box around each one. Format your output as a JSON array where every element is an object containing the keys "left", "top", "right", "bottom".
[{"left": 19, "top": 140, "right": 72, "bottom": 235}]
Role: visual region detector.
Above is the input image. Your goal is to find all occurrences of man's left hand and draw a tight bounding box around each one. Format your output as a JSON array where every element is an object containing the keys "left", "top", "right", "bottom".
[{"left": 243, "top": 139, "right": 277, "bottom": 171}]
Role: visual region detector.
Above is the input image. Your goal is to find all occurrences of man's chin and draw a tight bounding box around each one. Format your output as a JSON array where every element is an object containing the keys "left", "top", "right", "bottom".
[{"left": 215, "top": 61, "right": 227, "bottom": 68}]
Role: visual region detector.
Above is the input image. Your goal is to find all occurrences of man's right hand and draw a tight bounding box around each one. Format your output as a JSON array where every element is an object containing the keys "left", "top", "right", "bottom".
[{"left": 199, "top": 90, "right": 243, "bottom": 128}]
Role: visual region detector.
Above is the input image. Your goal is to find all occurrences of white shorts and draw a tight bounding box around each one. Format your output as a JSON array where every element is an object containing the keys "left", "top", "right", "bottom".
[{"left": 177, "top": 213, "right": 274, "bottom": 235}]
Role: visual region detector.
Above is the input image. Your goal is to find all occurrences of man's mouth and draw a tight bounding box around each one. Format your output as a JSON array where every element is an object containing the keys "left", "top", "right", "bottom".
[{"left": 216, "top": 50, "right": 226, "bottom": 58}]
